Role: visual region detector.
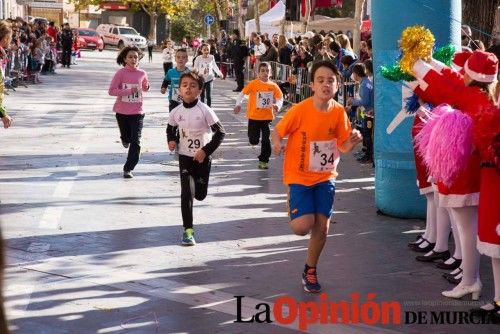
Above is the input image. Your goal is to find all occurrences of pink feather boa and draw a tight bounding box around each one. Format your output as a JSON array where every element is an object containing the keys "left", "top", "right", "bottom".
[
  {"left": 415, "top": 104, "right": 447, "bottom": 161},
  {"left": 415, "top": 104, "right": 474, "bottom": 186}
]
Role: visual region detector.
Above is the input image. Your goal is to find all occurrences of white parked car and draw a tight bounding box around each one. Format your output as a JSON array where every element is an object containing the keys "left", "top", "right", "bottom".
[{"left": 96, "top": 24, "right": 147, "bottom": 50}]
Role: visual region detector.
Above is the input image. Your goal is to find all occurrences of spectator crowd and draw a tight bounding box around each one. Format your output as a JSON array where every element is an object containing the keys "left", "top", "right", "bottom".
[
  {"left": 2, "top": 17, "right": 79, "bottom": 90},
  {"left": 160, "top": 28, "right": 375, "bottom": 164}
]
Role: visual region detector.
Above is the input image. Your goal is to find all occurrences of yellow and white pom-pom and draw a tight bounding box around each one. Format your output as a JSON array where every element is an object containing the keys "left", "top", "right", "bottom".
[{"left": 399, "top": 26, "right": 435, "bottom": 75}]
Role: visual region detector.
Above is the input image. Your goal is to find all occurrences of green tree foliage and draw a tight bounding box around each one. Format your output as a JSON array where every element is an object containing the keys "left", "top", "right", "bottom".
[
  {"left": 69, "top": 0, "right": 195, "bottom": 42},
  {"left": 171, "top": 15, "right": 203, "bottom": 42}
]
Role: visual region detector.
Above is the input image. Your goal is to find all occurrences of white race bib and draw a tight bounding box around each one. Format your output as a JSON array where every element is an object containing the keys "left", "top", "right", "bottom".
[
  {"left": 171, "top": 87, "right": 183, "bottom": 102},
  {"left": 179, "top": 129, "right": 210, "bottom": 155},
  {"left": 337, "top": 85, "right": 345, "bottom": 106},
  {"left": 256, "top": 91, "right": 273, "bottom": 109},
  {"left": 308, "top": 140, "right": 339, "bottom": 172},
  {"left": 202, "top": 64, "right": 209, "bottom": 76},
  {"left": 122, "top": 83, "right": 142, "bottom": 103}
]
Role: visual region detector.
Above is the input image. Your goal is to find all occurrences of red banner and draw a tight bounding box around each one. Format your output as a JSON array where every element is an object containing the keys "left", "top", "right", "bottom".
[
  {"left": 313, "top": 0, "right": 342, "bottom": 8},
  {"left": 99, "top": 2, "right": 129, "bottom": 10},
  {"left": 314, "top": 0, "right": 332, "bottom": 7},
  {"left": 302, "top": 0, "right": 343, "bottom": 16}
]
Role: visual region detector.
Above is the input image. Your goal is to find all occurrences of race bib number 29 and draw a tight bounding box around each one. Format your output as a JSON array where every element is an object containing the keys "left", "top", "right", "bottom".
[
  {"left": 308, "top": 140, "right": 339, "bottom": 172},
  {"left": 179, "top": 129, "right": 209, "bottom": 155}
]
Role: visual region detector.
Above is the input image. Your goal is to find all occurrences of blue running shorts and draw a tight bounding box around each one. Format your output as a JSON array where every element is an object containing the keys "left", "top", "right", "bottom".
[{"left": 287, "top": 180, "right": 336, "bottom": 221}]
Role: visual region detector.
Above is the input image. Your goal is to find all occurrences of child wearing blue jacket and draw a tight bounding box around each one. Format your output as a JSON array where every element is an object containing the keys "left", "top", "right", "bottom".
[
  {"left": 161, "top": 48, "right": 190, "bottom": 112},
  {"left": 348, "top": 63, "right": 374, "bottom": 164}
]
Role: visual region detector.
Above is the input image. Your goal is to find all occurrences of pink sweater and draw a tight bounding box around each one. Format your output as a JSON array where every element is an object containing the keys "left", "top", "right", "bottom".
[{"left": 108, "top": 65, "right": 150, "bottom": 115}]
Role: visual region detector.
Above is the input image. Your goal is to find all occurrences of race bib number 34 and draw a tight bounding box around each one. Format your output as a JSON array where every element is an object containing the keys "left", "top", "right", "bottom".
[
  {"left": 256, "top": 91, "right": 273, "bottom": 109},
  {"left": 308, "top": 140, "right": 339, "bottom": 172},
  {"left": 122, "top": 83, "right": 142, "bottom": 103}
]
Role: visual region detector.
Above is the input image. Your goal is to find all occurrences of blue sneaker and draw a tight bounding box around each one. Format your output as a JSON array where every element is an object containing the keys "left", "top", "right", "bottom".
[
  {"left": 181, "top": 228, "right": 196, "bottom": 246},
  {"left": 302, "top": 267, "right": 322, "bottom": 293}
]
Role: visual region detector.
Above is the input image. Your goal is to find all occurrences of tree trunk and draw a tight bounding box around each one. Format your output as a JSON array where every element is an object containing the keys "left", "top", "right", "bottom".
[
  {"left": 213, "top": 0, "right": 224, "bottom": 20},
  {"left": 149, "top": 12, "right": 158, "bottom": 44},
  {"left": 254, "top": 0, "right": 261, "bottom": 33},
  {"left": 353, "top": 0, "right": 364, "bottom": 54},
  {"left": 463, "top": 0, "right": 498, "bottom": 46},
  {"left": 238, "top": 0, "right": 245, "bottom": 36}
]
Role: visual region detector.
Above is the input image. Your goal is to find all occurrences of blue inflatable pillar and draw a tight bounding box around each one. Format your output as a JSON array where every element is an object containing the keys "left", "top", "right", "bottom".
[{"left": 372, "top": 0, "right": 461, "bottom": 218}]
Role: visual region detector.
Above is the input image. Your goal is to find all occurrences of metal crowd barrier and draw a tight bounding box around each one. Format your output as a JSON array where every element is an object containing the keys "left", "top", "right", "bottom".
[
  {"left": 216, "top": 60, "right": 234, "bottom": 78},
  {"left": 5, "top": 44, "right": 36, "bottom": 90},
  {"left": 244, "top": 60, "right": 359, "bottom": 108}
]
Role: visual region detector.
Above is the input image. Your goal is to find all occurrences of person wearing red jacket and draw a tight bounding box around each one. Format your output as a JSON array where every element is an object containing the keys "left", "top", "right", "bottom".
[
  {"left": 411, "top": 51, "right": 499, "bottom": 311},
  {"left": 46, "top": 21, "right": 57, "bottom": 43}
]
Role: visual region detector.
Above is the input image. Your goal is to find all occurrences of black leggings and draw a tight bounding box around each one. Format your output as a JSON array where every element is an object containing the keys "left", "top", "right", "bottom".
[
  {"left": 163, "top": 62, "right": 173, "bottom": 75},
  {"left": 116, "top": 113, "right": 144, "bottom": 172},
  {"left": 147, "top": 46, "right": 153, "bottom": 61},
  {"left": 248, "top": 119, "right": 271, "bottom": 163},
  {"left": 179, "top": 154, "right": 212, "bottom": 229},
  {"left": 362, "top": 115, "right": 374, "bottom": 160},
  {"left": 200, "top": 80, "right": 213, "bottom": 106}
]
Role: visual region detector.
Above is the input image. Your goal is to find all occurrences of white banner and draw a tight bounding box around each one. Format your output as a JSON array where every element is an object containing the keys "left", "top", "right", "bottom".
[{"left": 29, "top": 1, "right": 63, "bottom": 9}]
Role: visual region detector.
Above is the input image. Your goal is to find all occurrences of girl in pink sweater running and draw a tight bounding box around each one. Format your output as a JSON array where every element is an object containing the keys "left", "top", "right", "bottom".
[{"left": 108, "top": 46, "right": 150, "bottom": 178}]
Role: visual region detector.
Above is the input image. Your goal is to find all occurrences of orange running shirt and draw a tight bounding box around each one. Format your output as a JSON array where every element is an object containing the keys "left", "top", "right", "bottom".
[
  {"left": 275, "top": 97, "right": 352, "bottom": 186},
  {"left": 242, "top": 79, "right": 283, "bottom": 120}
]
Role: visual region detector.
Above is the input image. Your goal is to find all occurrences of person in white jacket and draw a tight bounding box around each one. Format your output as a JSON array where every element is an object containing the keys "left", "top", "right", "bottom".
[
  {"left": 193, "top": 43, "right": 223, "bottom": 107},
  {"left": 161, "top": 39, "right": 175, "bottom": 75}
]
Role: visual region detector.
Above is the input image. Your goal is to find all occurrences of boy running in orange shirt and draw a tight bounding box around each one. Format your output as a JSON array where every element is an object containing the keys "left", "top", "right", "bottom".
[
  {"left": 234, "top": 62, "right": 283, "bottom": 169},
  {"left": 271, "top": 60, "right": 362, "bottom": 293}
]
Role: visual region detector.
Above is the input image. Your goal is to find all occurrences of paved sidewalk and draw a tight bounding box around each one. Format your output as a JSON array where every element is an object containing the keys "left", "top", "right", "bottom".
[{"left": 0, "top": 50, "right": 496, "bottom": 333}]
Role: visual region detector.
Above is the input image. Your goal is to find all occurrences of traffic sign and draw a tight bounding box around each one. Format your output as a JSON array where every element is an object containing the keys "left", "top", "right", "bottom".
[{"left": 204, "top": 14, "right": 215, "bottom": 26}]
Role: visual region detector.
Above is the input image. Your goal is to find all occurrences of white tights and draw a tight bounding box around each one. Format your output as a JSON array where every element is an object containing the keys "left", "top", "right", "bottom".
[
  {"left": 434, "top": 192, "right": 451, "bottom": 252},
  {"left": 448, "top": 206, "right": 480, "bottom": 286},
  {"left": 423, "top": 193, "right": 436, "bottom": 242},
  {"left": 493, "top": 258, "right": 500, "bottom": 301},
  {"left": 450, "top": 220, "right": 462, "bottom": 259}
]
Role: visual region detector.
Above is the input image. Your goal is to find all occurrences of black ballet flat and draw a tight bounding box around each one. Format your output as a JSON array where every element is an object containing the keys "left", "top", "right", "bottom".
[
  {"left": 411, "top": 241, "right": 436, "bottom": 253},
  {"left": 442, "top": 268, "right": 462, "bottom": 280},
  {"left": 407, "top": 235, "right": 424, "bottom": 247},
  {"left": 436, "top": 256, "right": 462, "bottom": 270},
  {"left": 470, "top": 301, "right": 500, "bottom": 320},
  {"left": 416, "top": 250, "right": 450, "bottom": 262},
  {"left": 446, "top": 274, "right": 462, "bottom": 285}
]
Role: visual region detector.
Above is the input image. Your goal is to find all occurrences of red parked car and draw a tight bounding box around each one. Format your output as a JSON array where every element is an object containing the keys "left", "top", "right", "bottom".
[{"left": 75, "top": 28, "right": 104, "bottom": 51}]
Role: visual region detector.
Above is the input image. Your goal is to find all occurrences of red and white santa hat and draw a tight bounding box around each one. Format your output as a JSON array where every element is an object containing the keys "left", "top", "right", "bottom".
[
  {"left": 452, "top": 50, "right": 472, "bottom": 73},
  {"left": 464, "top": 50, "right": 498, "bottom": 83}
]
